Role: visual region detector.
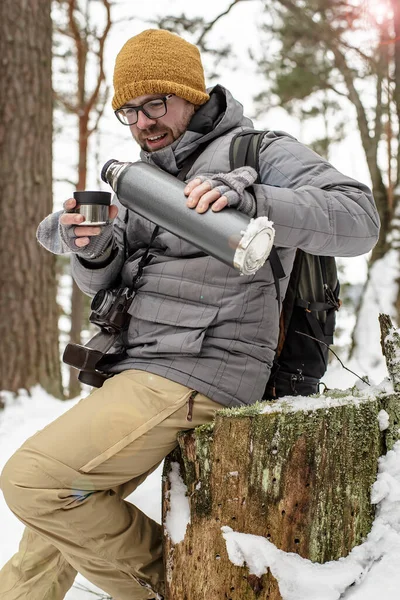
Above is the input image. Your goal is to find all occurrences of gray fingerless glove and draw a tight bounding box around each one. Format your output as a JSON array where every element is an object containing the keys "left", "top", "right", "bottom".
[
  {"left": 196, "top": 166, "right": 258, "bottom": 216},
  {"left": 58, "top": 217, "right": 114, "bottom": 259},
  {"left": 36, "top": 209, "right": 114, "bottom": 260}
]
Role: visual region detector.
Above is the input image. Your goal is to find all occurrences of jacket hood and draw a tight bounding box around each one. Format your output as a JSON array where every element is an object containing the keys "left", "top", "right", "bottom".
[{"left": 140, "top": 85, "right": 253, "bottom": 175}]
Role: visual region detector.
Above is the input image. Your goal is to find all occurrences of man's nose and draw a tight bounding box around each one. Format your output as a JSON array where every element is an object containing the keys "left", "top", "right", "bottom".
[{"left": 135, "top": 110, "right": 157, "bottom": 129}]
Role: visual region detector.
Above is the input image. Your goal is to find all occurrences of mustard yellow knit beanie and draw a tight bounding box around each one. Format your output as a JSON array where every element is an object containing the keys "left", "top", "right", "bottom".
[{"left": 112, "top": 29, "right": 210, "bottom": 110}]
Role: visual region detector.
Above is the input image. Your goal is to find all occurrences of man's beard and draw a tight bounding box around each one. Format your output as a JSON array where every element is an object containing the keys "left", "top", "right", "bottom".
[
  {"left": 134, "top": 103, "right": 196, "bottom": 152},
  {"left": 136, "top": 125, "right": 173, "bottom": 152}
]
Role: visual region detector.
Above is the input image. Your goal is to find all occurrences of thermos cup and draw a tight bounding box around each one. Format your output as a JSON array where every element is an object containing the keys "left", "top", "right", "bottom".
[
  {"left": 73, "top": 191, "right": 112, "bottom": 226},
  {"left": 101, "top": 160, "right": 275, "bottom": 276}
]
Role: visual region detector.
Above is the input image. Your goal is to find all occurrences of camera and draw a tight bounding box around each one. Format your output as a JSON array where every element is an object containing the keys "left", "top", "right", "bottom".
[
  {"left": 89, "top": 287, "right": 135, "bottom": 334},
  {"left": 63, "top": 286, "right": 135, "bottom": 388}
]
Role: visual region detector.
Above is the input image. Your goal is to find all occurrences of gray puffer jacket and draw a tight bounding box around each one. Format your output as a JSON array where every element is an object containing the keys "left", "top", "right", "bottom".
[{"left": 38, "top": 85, "right": 380, "bottom": 407}]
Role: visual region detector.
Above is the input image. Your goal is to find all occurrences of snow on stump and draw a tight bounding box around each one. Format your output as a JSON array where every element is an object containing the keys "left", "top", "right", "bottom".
[{"left": 161, "top": 314, "right": 400, "bottom": 599}]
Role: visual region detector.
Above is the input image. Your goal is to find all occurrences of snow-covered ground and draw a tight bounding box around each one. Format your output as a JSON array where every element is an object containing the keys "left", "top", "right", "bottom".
[{"left": 0, "top": 387, "right": 162, "bottom": 600}]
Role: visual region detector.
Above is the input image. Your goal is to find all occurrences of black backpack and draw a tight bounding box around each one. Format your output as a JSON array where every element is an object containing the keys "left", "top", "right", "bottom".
[{"left": 230, "top": 130, "right": 341, "bottom": 399}]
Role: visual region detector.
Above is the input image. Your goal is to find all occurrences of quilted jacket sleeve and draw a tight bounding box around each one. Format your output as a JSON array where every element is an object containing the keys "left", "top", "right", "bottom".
[{"left": 252, "top": 131, "right": 380, "bottom": 257}]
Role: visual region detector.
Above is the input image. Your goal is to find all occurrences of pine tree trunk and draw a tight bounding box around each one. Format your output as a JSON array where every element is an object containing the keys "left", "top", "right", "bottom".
[{"left": 0, "top": 0, "right": 63, "bottom": 398}]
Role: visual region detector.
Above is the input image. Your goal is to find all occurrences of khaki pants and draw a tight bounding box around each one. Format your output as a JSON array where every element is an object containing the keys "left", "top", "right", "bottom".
[{"left": 0, "top": 370, "right": 220, "bottom": 600}]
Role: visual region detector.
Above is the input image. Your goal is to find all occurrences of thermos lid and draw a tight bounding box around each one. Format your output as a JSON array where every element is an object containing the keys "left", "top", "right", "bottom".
[
  {"left": 233, "top": 218, "right": 275, "bottom": 275},
  {"left": 101, "top": 159, "right": 119, "bottom": 184},
  {"left": 73, "top": 191, "right": 111, "bottom": 205}
]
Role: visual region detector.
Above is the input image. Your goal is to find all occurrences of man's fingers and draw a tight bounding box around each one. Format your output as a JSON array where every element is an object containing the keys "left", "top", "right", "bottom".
[
  {"left": 186, "top": 185, "right": 222, "bottom": 213},
  {"left": 187, "top": 184, "right": 216, "bottom": 208},
  {"left": 75, "top": 237, "right": 90, "bottom": 248},
  {"left": 184, "top": 178, "right": 203, "bottom": 196},
  {"left": 109, "top": 204, "right": 118, "bottom": 220},
  {"left": 73, "top": 226, "right": 102, "bottom": 237},
  {"left": 59, "top": 212, "right": 85, "bottom": 226},
  {"left": 63, "top": 198, "right": 77, "bottom": 211},
  {"left": 192, "top": 189, "right": 222, "bottom": 213},
  {"left": 211, "top": 196, "right": 229, "bottom": 212},
  {"left": 186, "top": 181, "right": 213, "bottom": 205},
  {"left": 60, "top": 212, "right": 103, "bottom": 235}
]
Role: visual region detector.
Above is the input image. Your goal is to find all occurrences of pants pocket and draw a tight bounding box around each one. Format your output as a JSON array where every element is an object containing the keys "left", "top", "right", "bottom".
[{"left": 78, "top": 371, "right": 195, "bottom": 474}]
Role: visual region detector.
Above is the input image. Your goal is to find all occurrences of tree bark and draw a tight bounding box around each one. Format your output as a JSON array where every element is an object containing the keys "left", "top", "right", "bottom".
[
  {"left": 390, "top": 0, "right": 400, "bottom": 186},
  {"left": 162, "top": 397, "right": 383, "bottom": 599},
  {"left": 0, "top": 0, "right": 63, "bottom": 398},
  {"left": 379, "top": 313, "right": 400, "bottom": 392}
]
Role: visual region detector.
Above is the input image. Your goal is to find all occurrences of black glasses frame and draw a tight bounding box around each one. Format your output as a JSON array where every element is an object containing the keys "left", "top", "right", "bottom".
[{"left": 114, "top": 94, "right": 174, "bottom": 126}]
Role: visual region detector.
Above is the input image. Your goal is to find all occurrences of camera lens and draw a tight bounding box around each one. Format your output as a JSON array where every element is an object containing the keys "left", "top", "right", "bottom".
[{"left": 91, "top": 289, "right": 115, "bottom": 316}]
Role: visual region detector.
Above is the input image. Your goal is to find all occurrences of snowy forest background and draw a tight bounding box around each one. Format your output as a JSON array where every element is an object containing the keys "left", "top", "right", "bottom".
[{"left": 0, "top": 0, "right": 400, "bottom": 598}]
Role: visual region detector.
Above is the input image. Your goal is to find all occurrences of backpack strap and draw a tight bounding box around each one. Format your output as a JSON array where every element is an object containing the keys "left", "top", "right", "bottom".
[
  {"left": 177, "top": 140, "right": 214, "bottom": 182},
  {"left": 268, "top": 247, "right": 285, "bottom": 309},
  {"left": 296, "top": 298, "right": 337, "bottom": 312},
  {"left": 229, "top": 130, "right": 285, "bottom": 306},
  {"left": 229, "top": 130, "right": 265, "bottom": 184}
]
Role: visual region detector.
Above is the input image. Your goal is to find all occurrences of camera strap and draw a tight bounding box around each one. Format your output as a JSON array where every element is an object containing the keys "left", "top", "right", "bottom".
[
  {"left": 176, "top": 143, "right": 210, "bottom": 182},
  {"left": 82, "top": 223, "right": 160, "bottom": 371},
  {"left": 128, "top": 224, "right": 160, "bottom": 294}
]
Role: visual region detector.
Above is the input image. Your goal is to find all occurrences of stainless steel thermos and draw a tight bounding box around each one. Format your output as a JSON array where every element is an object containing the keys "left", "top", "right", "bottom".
[{"left": 101, "top": 160, "right": 275, "bottom": 275}]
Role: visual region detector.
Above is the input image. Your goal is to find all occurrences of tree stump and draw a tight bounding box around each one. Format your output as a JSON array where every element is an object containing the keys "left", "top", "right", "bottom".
[{"left": 162, "top": 314, "right": 399, "bottom": 599}]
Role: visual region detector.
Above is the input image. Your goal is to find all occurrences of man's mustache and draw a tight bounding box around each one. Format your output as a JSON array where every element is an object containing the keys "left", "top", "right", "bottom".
[{"left": 139, "top": 125, "right": 168, "bottom": 138}]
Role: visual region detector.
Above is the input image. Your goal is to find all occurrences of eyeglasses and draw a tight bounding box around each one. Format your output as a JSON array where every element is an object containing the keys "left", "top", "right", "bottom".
[{"left": 114, "top": 94, "right": 174, "bottom": 126}]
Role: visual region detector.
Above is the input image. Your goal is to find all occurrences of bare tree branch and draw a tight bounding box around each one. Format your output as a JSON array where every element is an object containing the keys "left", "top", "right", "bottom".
[
  {"left": 85, "top": 0, "right": 112, "bottom": 115},
  {"left": 390, "top": 0, "right": 400, "bottom": 187},
  {"left": 53, "top": 26, "right": 74, "bottom": 38},
  {"left": 373, "top": 25, "right": 389, "bottom": 151},
  {"left": 335, "top": 38, "right": 377, "bottom": 69},
  {"left": 195, "top": 0, "right": 251, "bottom": 47},
  {"left": 54, "top": 177, "right": 78, "bottom": 186},
  {"left": 66, "top": 0, "right": 87, "bottom": 108},
  {"left": 330, "top": 46, "right": 377, "bottom": 164},
  {"left": 88, "top": 90, "right": 109, "bottom": 136},
  {"left": 54, "top": 91, "right": 78, "bottom": 113}
]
